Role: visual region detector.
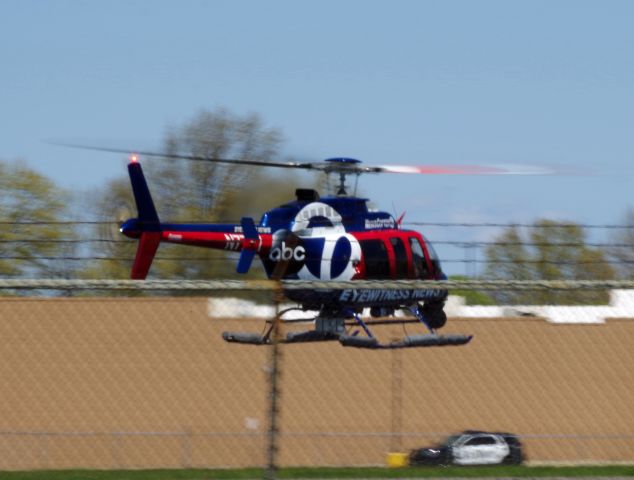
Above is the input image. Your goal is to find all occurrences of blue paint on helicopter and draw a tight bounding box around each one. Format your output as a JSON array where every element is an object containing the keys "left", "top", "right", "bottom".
[
  {"left": 302, "top": 238, "right": 326, "bottom": 278},
  {"left": 325, "top": 157, "right": 362, "bottom": 164},
  {"left": 331, "top": 236, "right": 352, "bottom": 278},
  {"left": 121, "top": 195, "right": 396, "bottom": 236},
  {"left": 260, "top": 196, "right": 395, "bottom": 232}
]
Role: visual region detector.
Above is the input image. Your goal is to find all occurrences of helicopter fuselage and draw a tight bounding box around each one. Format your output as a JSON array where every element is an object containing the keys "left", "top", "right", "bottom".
[
  {"left": 120, "top": 160, "right": 448, "bottom": 324},
  {"left": 123, "top": 195, "right": 446, "bottom": 311}
]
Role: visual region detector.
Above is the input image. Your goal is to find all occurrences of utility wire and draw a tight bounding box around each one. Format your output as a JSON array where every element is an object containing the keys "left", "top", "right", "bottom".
[
  {"left": 3, "top": 255, "right": 634, "bottom": 265},
  {"left": 2, "top": 238, "right": 634, "bottom": 249},
  {"left": 2, "top": 220, "right": 634, "bottom": 229}
]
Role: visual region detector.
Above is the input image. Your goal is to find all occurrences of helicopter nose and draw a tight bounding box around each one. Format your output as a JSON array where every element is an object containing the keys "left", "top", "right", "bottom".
[{"left": 119, "top": 218, "right": 142, "bottom": 239}]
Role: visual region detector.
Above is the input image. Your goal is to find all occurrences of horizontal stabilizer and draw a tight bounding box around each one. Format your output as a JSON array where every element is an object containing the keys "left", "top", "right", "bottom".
[
  {"left": 236, "top": 217, "right": 259, "bottom": 274},
  {"left": 237, "top": 249, "right": 256, "bottom": 274},
  {"left": 241, "top": 216, "right": 258, "bottom": 239}
]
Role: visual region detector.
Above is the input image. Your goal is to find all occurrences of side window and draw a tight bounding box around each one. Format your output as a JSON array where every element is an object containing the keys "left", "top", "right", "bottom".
[
  {"left": 409, "top": 237, "right": 430, "bottom": 279},
  {"left": 465, "top": 436, "right": 496, "bottom": 446},
  {"left": 360, "top": 239, "right": 390, "bottom": 279},
  {"left": 390, "top": 237, "right": 409, "bottom": 277}
]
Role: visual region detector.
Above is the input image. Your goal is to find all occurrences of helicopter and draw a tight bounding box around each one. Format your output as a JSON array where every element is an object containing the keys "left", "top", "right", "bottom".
[{"left": 81, "top": 145, "right": 549, "bottom": 349}]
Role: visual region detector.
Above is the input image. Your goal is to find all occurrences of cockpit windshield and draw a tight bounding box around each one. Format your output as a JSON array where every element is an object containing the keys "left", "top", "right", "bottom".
[{"left": 423, "top": 235, "right": 441, "bottom": 274}]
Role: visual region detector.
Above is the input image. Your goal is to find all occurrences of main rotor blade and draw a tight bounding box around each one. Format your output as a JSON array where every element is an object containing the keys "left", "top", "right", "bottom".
[
  {"left": 51, "top": 142, "right": 316, "bottom": 170},
  {"left": 51, "top": 142, "right": 560, "bottom": 175},
  {"left": 375, "top": 164, "right": 557, "bottom": 175}
]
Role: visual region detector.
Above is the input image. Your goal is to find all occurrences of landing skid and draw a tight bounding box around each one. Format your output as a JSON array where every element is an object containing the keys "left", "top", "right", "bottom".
[
  {"left": 222, "top": 306, "right": 473, "bottom": 349},
  {"left": 222, "top": 330, "right": 341, "bottom": 345},
  {"left": 339, "top": 333, "right": 472, "bottom": 349}
]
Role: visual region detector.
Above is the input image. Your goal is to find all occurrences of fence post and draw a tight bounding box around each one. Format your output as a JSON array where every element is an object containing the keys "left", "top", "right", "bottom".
[{"left": 265, "top": 282, "right": 284, "bottom": 480}]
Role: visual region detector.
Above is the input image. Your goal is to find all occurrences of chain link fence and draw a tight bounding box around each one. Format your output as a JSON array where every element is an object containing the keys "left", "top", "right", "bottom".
[{"left": 0, "top": 280, "right": 632, "bottom": 470}]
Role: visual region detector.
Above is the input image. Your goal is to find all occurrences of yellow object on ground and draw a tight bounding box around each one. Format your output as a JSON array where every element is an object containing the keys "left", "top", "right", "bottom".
[{"left": 386, "top": 452, "right": 409, "bottom": 467}]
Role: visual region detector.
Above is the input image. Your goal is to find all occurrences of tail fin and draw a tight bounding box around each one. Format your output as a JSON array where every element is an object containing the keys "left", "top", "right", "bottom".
[
  {"left": 129, "top": 160, "right": 159, "bottom": 224},
  {"left": 128, "top": 160, "right": 161, "bottom": 279}
]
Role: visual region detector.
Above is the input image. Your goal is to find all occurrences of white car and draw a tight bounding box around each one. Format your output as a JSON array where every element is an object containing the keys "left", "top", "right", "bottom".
[
  {"left": 451, "top": 432, "right": 511, "bottom": 465},
  {"left": 410, "top": 430, "right": 523, "bottom": 466}
]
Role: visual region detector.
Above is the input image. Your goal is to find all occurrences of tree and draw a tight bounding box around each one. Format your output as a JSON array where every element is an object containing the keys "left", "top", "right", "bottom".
[
  {"left": 484, "top": 219, "right": 615, "bottom": 305},
  {"left": 608, "top": 208, "right": 634, "bottom": 279},
  {"left": 151, "top": 108, "right": 283, "bottom": 220},
  {"left": 0, "top": 159, "right": 78, "bottom": 280},
  {"left": 83, "top": 108, "right": 305, "bottom": 280}
]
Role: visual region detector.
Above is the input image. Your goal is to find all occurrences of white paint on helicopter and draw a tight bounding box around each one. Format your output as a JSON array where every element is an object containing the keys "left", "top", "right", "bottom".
[
  {"left": 284, "top": 202, "right": 361, "bottom": 281},
  {"left": 291, "top": 202, "right": 344, "bottom": 233},
  {"left": 365, "top": 218, "right": 395, "bottom": 229}
]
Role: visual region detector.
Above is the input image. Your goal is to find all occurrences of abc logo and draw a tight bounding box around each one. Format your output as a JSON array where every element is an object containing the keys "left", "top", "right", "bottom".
[{"left": 269, "top": 242, "right": 306, "bottom": 262}]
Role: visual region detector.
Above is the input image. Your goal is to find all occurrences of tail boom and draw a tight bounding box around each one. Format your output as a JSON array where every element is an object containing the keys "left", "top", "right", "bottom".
[{"left": 122, "top": 160, "right": 273, "bottom": 278}]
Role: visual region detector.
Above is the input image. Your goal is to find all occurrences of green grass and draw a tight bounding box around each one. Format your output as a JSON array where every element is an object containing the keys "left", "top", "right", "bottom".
[{"left": 0, "top": 465, "right": 633, "bottom": 480}]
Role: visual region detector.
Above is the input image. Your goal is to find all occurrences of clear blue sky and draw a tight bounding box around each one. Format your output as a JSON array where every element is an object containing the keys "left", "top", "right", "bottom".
[{"left": 1, "top": 0, "right": 633, "bottom": 272}]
